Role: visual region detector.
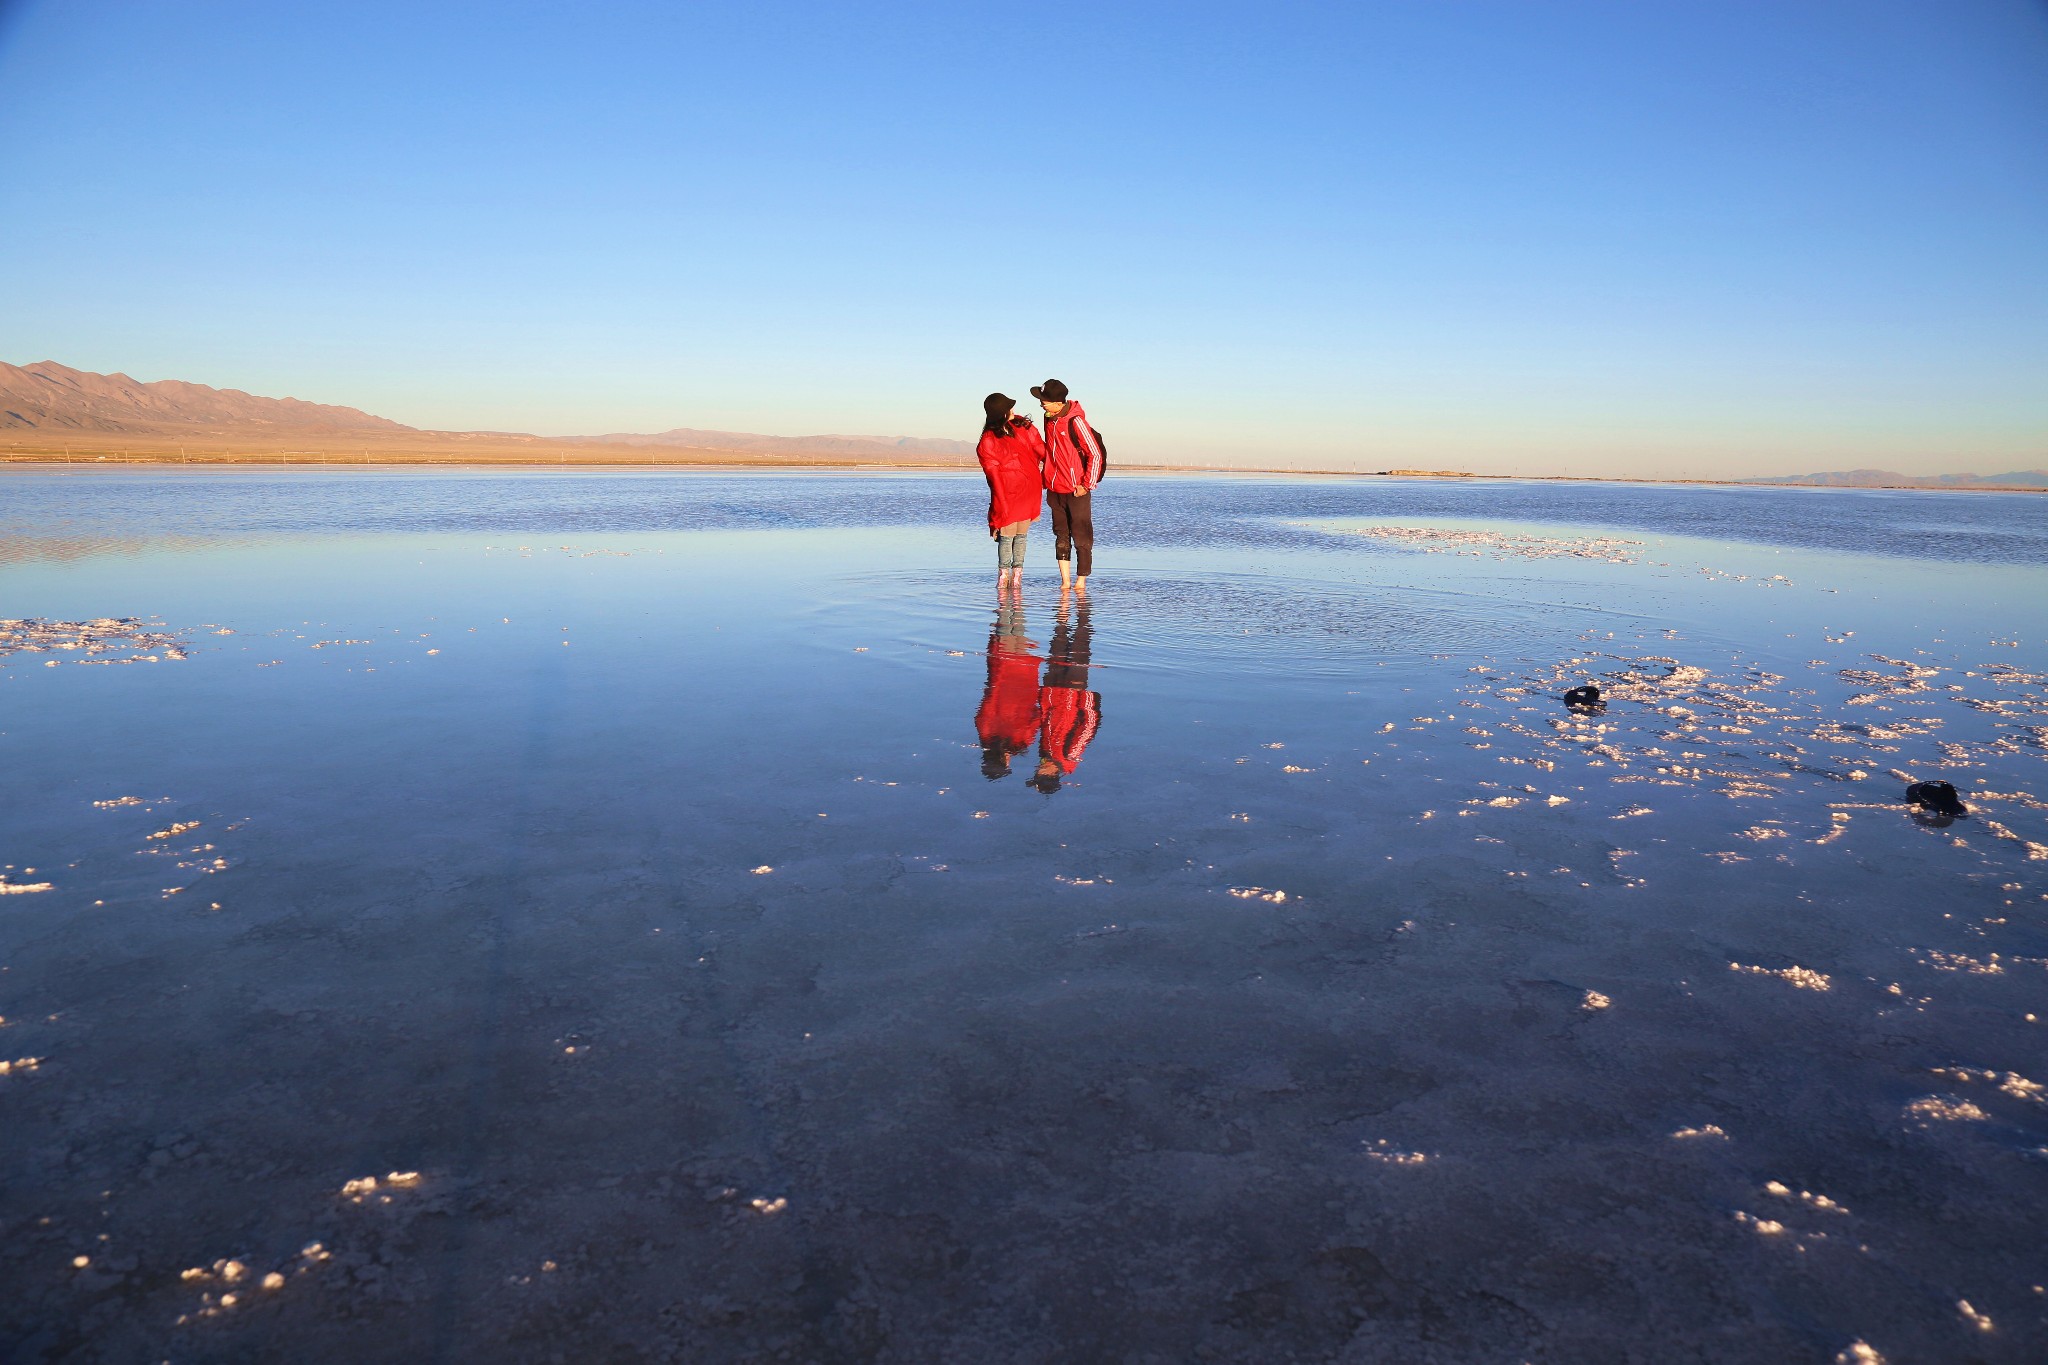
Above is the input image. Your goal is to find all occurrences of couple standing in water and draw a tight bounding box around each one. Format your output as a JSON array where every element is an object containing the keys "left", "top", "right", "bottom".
[{"left": 976, "top": 378, "right": 1105, "bottom": 594}]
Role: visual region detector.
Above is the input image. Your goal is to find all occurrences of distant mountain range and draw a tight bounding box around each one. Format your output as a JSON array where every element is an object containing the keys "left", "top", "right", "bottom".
[
  {"left": 1749, "top": 468, "right": 2048, "bottom": 489},
  {"left": 0, "top": 360, "right": 973, "bottom": 460},
  {"left": 1, "top": 359, "right": 410, "bottom": 434},
  {"left": 578, "top": 427, "right": 972, "bottom": 457},
  {"left": 3, "top": 360, "right": 2040, "bottom": 482}
]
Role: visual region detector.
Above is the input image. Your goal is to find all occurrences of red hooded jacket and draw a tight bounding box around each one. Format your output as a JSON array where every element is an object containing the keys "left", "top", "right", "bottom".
[
  {"left": 1042, "top": 402, "right": 1104, "bottom": 495},
  {"left": 976, "top": 417, "right": 1046, "bottom": 531}
]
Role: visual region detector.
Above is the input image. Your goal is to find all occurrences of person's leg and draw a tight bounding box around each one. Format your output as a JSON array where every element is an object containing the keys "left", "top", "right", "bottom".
[
  {"left": 997, "top": 520, "right": 1028, "bottom": 586},
  {"left": 1070, "top": 492, "right": 1094, "bottom": 587},
  {"left": 1047, "top": 494, "right": 1076, "bottom": 589}
]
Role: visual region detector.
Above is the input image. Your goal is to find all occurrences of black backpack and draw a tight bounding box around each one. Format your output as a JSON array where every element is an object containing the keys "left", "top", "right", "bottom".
[{"left": 1088, "top": 424, "right": 1108, "bottom": 479}]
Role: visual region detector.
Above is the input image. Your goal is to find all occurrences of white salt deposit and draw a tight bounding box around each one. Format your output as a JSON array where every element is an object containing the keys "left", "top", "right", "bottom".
[
  {"left": 1905, "top": 1097, "right": 1988, "bottom": 1122},
  {"left": 1729, "top": 964, "right": 1832, "bottom": 991},
  {"left": 1327, "top": 526, "right": 1645, "bottom": 563}
]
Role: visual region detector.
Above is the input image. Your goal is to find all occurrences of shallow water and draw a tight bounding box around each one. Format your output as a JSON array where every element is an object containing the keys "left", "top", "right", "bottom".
[{"left": 3, "top": 469, "right": 2045, "bottom": 1363}]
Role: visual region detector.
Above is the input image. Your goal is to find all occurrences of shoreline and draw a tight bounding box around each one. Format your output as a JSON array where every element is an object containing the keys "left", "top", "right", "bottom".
[{"left": 2, "top": 453, "right": 2043, "bottom": 494}]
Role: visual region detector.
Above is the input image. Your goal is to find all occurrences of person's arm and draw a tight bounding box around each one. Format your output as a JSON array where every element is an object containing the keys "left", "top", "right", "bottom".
[{"left": 976, "top": 434, "right": 1003, "bottom": 534}]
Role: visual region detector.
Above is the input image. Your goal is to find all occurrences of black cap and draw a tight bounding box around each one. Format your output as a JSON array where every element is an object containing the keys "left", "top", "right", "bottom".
[
  {"left": 983, "top": 392, "right": 1015, "bottom": 418},
  {"left": 1030, "top": 379, "right": 1069, "bottom": 403}
]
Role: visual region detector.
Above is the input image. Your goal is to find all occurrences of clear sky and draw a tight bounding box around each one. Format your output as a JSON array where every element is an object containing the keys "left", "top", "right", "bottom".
[{"left": 2, "top": 0, "right": 2044, "bottom": 476}]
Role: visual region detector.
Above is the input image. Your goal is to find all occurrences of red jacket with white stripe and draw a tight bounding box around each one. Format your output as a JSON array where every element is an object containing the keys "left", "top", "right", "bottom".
[
  {"left": 976, "top": 418, "right": 1046, "bottom": 531},
  {"left": 1042, "top": 403, "right": 1104, "bottom": 495},
  {"left": 1037, "top": 685, "right": 1101, "bottom": 773}
]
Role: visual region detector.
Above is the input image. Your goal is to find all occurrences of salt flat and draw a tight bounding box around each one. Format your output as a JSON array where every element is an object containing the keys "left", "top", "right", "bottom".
[{"left": 2, "top": 469, "right": 2044, "bottom": 1363}]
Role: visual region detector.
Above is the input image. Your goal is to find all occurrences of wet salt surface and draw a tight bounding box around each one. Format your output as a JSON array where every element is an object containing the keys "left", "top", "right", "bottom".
[{"left": 2, "top": 468, "right": 2045, "bottom": 1363}]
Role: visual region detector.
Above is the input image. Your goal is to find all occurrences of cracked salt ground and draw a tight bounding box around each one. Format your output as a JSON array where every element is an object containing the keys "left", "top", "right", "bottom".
[{"left": 2, "top": 468, "right": 2047, "bottom": 1363}]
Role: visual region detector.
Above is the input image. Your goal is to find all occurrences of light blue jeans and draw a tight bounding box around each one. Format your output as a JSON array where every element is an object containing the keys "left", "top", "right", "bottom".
[{"left": 996, "top": 521, "right": 1030, "bottom": 571}]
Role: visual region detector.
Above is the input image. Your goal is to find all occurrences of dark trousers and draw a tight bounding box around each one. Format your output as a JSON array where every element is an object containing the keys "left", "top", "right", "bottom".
[{"left": 1047, "top": 491, "right": 1094, "bottom": 577}]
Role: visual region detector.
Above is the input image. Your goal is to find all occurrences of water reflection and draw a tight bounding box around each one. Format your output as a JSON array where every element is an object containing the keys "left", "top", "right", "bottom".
[
  {"left": 1032, "top": 600, "right": 1102, "bottom": 794},
  {"left": 975, "top": 599, "right": 1041, "bottom": 780},
  {"left": 973, "top": 598, "right": 1102, "bottom": 793}
]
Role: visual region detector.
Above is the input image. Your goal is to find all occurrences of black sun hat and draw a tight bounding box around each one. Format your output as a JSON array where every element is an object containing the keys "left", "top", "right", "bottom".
[
  {"left": 1030, "top": 379, "right": 1070, "bottom": 403},
  {"left": 983, "top": 392, "right": 1015, "bottom": 419}
]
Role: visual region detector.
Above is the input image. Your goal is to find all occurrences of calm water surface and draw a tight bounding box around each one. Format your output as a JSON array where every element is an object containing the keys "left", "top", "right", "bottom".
[{"left": 3, "top": 469, "right": 2045, "bottom": 1363}]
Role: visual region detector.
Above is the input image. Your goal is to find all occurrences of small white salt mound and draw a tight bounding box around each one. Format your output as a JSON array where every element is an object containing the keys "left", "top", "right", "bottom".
[
  {"left": 1361, "top": 1139, "right": 1431, "bottom": 1165},
  {"left": 1906, "top": 1097, "right": 1988, "bottom": 1122},
  {"left": 1733, "top": 1211, "right": 1785, "bottom": 1235},
  {"left": 1958, "top": 1300, "right": 1994, "bottom": 1332},
  {"left": 1764, "top": 1181, "right": 1850, "bottom": 1214},
  {"left": 1670, "top": 1124, "right": 1728, "bottom": 1140},
  {"left": 1835, "top": 1340, "right": 1886, "bottom": 1365},
  {"left": 0, "top": 880, "right": 53, "bottom": 895},
  {"left": 750, "top": 1196, "right": 788, "bottom": 1215},
  {"left": 1581, "top": 991, "right": 1611, "bottom": 1011},
  {"left": 339, "top": 1170, "right": 422, "bottom": 1205},
  {"left": 1228, "top": 887, "right": 1288, "bottom": 903},
  {"left": 1729, "top": 963, "right": 1831, "bottom": 991},
  {"left": 750, "top": 865, "right": 774, "bottom": 875}
]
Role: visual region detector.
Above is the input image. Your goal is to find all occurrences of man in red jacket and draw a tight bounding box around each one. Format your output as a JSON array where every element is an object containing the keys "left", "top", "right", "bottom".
[
  {"left": 1031, "top": 378, "right": 1105, "bottom": 595},
  {"left": 1031, "top": 599, "right": 1101, "bottom": 794}
]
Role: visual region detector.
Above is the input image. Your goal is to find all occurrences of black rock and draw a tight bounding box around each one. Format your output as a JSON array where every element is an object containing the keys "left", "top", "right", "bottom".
[
  {"left": 1563, "top": 685, "right": 1602, "bottom": 707},
  {"left": 1906, "top": 780, "right": 1968, "bottom": 817}
]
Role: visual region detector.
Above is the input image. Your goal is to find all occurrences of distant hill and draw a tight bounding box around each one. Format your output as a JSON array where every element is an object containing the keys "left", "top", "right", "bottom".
[
  {"left": 1754, "top": 468, "right": 2048, "bottom": 489},
  {"left": 0, "top": 360, "right": 412, "bottom": 434},
  {"left": 579, "top": 427, "right": 974, "bottom": 458},
  {"left": 0, "top": 360, "right": 972, "bottom": 462}
]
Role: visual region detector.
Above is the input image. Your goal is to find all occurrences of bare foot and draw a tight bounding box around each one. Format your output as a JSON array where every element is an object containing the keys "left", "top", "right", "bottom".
[{"left": 1075, "top": 576, "right": 1088, "bottom": 594}]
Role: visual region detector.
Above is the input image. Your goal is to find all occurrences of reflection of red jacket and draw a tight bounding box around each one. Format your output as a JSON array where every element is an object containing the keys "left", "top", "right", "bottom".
[
  {"left": 1042, "top": 402, "right": 1103, "bottom": 495},
  {"left": 976, "top": 419, "right": 1046, "bottom": 531},
  {"left": 976, "top": 640, "right": 1042, "bottom": 752},
  {"left": 1038, "top": 686, "right": 1101, "bottom": 773}
]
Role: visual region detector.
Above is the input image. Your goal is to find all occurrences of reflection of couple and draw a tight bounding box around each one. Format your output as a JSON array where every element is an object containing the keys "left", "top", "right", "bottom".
[
  {"left": 976, "top": 379, "right": 1105, "bottom": 596},
  {"left": 975, "top": 599, "right": 1101, "bottom": 794}
]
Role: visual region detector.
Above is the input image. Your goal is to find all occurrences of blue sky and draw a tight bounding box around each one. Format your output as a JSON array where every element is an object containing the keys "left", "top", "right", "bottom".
[{"left": 2, "top": 0, "right": 2044, "bottom": 476}]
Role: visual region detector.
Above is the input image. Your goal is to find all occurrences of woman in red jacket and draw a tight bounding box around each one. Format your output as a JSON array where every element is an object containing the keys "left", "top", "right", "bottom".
[
  {"left": 975, "top": 599, "right": 1042, "bottom": 780},
  {"left": 976, "top": 392, "right": 1045, "bottom": 592}
]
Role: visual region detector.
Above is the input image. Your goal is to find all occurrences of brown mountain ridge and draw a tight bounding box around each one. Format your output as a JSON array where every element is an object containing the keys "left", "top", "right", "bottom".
[
  {"left": 0, "top": 360, "right": 974, "bottom": 464},
  {"left": 0, "top": 360, "right": 411, "bottom": 434}
]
